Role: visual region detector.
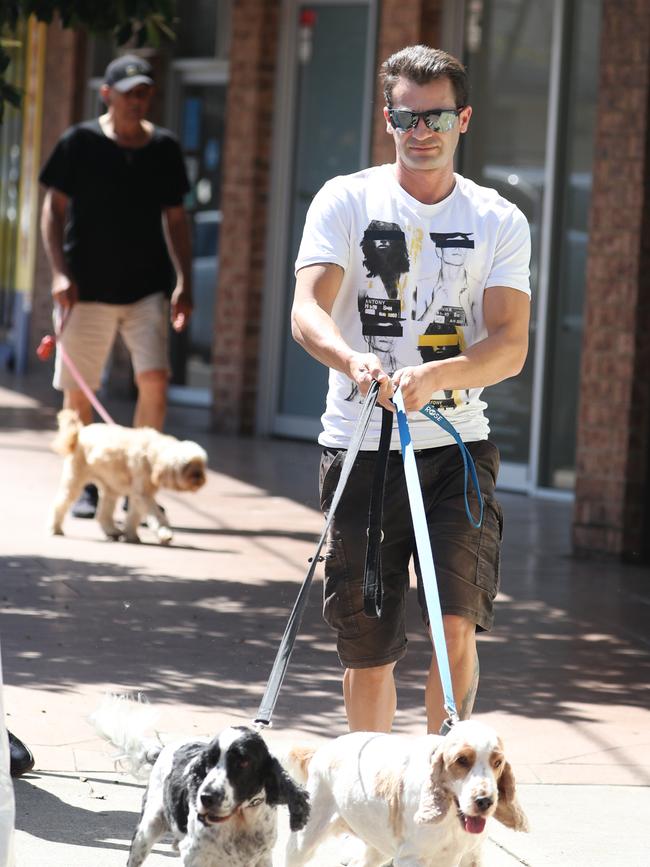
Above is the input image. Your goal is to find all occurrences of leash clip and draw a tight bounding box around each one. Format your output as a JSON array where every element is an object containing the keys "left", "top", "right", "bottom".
[
  {"left": 307, "top": 555, "right": 324, "bottom": 563},
  {"left": 439, "top": 711, "right": 459, "bottom": 736},
  {"left": 251, "top": 718, "right": 272, "bottom": 731}
]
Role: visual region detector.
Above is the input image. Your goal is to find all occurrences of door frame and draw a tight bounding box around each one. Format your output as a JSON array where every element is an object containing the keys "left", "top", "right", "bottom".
[{"left": 256, "top": 0, "right": 378, "bottom": 437}]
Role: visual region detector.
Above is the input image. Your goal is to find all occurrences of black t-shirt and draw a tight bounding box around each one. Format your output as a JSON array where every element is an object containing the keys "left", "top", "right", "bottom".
[{"left": 39, "top": 119, "right": 190, "bottom": 304}]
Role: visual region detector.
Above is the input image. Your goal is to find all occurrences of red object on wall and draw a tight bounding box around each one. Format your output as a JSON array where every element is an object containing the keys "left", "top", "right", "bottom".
[{"left": 299, "top": 9, "right": 317, "bottom": 28}]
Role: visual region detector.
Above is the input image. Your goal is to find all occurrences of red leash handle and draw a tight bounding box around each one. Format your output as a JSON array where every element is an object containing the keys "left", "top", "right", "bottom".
[{"left": 36, "top": 305, "right": 116, "bottom": 425}]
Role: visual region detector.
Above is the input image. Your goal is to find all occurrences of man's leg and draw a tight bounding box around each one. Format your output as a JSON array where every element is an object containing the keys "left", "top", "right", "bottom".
[
  {"left": 120, "top": 293, "right": 170, "bottom": 431},
  {"left": 64, "top": 387, "right": 99, "bottom": 517},
  {"left": 343, "top": 661, "right": 397, "bottom": 732},
  {"left": 55, "top": 304, "right": 118, "bottom": 519},
  {"left": 425, "top": 614, "right": 478, "bottom": 733},
  {"left": 133, "top": 369, "right": 168, "bottom": 430},
  {"left": 63, "top": 388, "right": 93, "bottom": 425}
]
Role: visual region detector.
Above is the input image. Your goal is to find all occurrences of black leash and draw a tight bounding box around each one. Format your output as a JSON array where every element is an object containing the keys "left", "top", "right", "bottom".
[
  {"left": 253, "top": 381, "right": 381, "bottom": 728},
  {"left": 362, "top": 406, "right": 393, "bottom": 617}
]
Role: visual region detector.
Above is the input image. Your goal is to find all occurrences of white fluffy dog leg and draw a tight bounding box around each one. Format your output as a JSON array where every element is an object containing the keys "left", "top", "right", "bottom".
[
  {"left": 48, "top": 459, "right": 84, "bottom": 535},
  {"left": 145, "top": 499, "right": 173, "bottom": 546},
  {"left": 96, "top": 491, "right": 121, "bottom": 540}
]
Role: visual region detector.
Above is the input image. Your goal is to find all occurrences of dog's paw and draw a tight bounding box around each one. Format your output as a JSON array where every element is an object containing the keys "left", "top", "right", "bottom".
[
  {"left": 124, "top": 531, "right": 141, "bottom": 544},
  {"left": 157, "top": 526, "right": 173, "bottom": 545},
  {"left": 101, "top": 525, "right": 122, "bottom": 541},
  {"left": 48, "top": 524, "right": 64, "bottom": 536}
]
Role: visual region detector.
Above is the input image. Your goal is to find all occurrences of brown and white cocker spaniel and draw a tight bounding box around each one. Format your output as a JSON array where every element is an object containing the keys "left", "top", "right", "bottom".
[
  {"left": 48, "top": 409, "right": 207, "bottom": 545},
  {"left": 285, "top": 719, "right": 528, "bottom": 867}
]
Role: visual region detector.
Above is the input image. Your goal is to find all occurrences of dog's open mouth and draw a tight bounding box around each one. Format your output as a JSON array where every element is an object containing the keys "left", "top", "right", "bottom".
[
  {"left": 455, "top": 800, "right": 487, "bottom": 835},
  {"left": 462, "top": 813, "right": 486, "bottom": 834},
  {"left": 197, "top": 810, "right": 234, "bottom": 826}
]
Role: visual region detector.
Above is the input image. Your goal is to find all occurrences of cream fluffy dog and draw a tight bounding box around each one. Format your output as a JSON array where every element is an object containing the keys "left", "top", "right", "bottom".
[{"left": 48, "top": 409, "right": 207, "bottom": 545}]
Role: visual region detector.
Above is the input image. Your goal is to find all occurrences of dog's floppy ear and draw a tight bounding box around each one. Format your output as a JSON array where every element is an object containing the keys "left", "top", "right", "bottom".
[
  {"left": 494, "top": 761, "right": 529, "bottom": 832},
  {"left": 414, "top": 745, "right": 451, "bottom": 825},
  {"left": 263, "top": 755, "right": 311, "bottom": 831}
]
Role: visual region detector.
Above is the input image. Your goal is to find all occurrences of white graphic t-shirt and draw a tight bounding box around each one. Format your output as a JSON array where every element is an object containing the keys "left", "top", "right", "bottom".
[{"left": 295, "top": 165, "right": 531, "bottom": 450}]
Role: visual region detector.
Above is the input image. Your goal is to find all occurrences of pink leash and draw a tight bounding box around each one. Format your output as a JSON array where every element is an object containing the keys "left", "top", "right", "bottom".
[{"left": 36, "top": 307, "right": 116, "bottom": 425}]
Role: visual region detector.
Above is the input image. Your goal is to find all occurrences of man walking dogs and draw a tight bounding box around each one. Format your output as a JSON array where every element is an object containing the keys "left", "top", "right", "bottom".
[
  {"left": 291, "top": 46, "right": 531, "bottom": 733},
  {"left": 40, "top": 54, "right": 192, "bottom": 518}
]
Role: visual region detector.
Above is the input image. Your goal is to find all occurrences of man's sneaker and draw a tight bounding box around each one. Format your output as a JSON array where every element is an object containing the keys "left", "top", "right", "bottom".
[
  {"left": 71, "top": 484, "right": 98, "bottom": 519},
  {"left": 8, "top": 731, "right": 35, "bottom": 777}
]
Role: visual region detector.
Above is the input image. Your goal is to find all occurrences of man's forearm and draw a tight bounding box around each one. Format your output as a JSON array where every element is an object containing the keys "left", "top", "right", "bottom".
[
  {"left": 41, "top": 202, "right": 69, "bottom": 279},
  {"left": 291, "top": 300, "right": 355, "bottom": 377},
  {"left": 425, "top": 328, "right": 528, "bottom": 393},
  {"left": 163, "top": 210, "right": 192, "bottom": 290}
]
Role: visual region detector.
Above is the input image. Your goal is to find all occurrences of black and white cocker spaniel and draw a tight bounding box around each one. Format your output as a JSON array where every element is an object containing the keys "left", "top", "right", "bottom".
[{"left": 91, "top": 696, "right": 310, "bottom": 866}]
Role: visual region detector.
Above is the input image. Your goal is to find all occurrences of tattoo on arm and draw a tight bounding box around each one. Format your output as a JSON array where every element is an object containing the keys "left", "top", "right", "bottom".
[{"left": 459, "top": 652, "right": 480, "bottom": 720}]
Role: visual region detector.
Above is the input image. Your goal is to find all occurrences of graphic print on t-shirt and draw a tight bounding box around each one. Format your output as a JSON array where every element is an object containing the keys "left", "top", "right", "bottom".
[
  {"left": 352, "top": 223, "right": 476, "bottom": 409},
  {"left": 358, "top": 220, "right": 410, "bottom": 370},
  {"left": 414, "top": 232, "right": 476, "bottom": 408}
]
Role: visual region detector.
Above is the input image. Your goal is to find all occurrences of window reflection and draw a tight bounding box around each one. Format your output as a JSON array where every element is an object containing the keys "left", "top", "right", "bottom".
[{"left": 462, "top": 0, "right": 553, "bottom": 471}]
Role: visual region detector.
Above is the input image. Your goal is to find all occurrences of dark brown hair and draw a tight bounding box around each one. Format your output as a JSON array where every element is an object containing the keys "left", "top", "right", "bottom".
[{"left": 380, "top": 45, "right": 469, "bottom": 108}]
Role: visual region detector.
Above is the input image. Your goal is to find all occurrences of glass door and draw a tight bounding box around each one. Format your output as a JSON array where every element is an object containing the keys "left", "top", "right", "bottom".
[
  {"left": 269, "top": 1, "right": 376, "bottom": 437},
  {"left": 539, "top": 0, "right": 601, "bottom": 489},
  {"left": 461, "top": 0, "right": 553, "bottom": 488},
  {"left": 168, "top": 75, "right": 227, "bottom": 405}
]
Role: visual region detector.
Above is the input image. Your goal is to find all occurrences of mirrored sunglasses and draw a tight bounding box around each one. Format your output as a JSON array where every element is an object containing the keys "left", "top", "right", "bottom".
[{"left": 388, "top": 107, "right": 463, "bottom": 133}]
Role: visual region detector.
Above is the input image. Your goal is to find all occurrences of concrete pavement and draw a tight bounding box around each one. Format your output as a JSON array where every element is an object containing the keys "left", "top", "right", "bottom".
[{"left": 1, "top": 368, "right": 649, "bottom": 865}]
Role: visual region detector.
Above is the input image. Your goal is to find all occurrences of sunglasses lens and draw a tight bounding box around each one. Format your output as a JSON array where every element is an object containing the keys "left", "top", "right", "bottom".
[
  {"left": 391, "top": 110, "right": 416, "bottom": 131},
  {"left": 426, "top": 110, "right": 458, "bottom": 132}
]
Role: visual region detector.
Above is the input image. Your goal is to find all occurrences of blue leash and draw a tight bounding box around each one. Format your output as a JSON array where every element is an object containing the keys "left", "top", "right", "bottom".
[
  {"left": 419, "top": 402, "right": 484, "bottom": 529},
  {"left": 393, "top": 388, "right": 484, "bottom": 725}
]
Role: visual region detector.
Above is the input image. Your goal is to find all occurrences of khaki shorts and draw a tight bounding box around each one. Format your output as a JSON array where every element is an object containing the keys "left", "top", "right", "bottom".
[
  {"left": 319, "top": 440, "right": 503, "bottom": 669},
  {"left": 53, "top": 293, "right": 169, "bottom": 392}
]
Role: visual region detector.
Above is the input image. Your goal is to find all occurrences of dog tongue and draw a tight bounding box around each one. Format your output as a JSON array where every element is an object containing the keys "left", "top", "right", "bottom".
[{"left": 464, "top": 815, "right": 486, "bottom": 834}]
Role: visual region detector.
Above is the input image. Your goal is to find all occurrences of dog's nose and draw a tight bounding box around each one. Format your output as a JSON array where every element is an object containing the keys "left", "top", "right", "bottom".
[
  {"left": 200, "top": 790, "right": 224, "bottom": 808},
  {"left": 474, "top": 796, "right": 494, "bottom": 813}
]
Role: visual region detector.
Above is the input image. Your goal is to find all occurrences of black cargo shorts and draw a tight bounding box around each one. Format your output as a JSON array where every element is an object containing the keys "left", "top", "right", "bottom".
[{"left": 318, "top": 440, "right": 503, "bottom": 669}]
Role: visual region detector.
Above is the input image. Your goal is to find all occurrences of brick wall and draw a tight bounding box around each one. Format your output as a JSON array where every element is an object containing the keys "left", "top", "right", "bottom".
[
  {"left": 572, "top": 0, "right": 650, "bottom": 561},
  {"left": 211, "top": 0, "right": 281, "bottom": 434},
  {"left": 31, "top": 22, "right": 86, "bottom": 360}
]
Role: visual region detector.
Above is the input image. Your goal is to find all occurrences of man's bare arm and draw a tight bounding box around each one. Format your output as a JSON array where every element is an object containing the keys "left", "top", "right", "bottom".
[
  {"left": 40, "top": 188, "right": 77, "bottom": 308},
  {"left": 394, "top": 286, "right": 530, "bottom": 411},
  {"left": 163, "top": 205, "right": 193, "bottom": 332},
  {"left": 291, "top": 263, "right": 394, "bottom": 406}
]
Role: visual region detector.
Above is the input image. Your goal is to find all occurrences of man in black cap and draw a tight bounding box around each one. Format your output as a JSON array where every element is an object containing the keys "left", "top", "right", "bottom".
[{"left": 39, "top": 54, "right": 193, "bottom": 519}]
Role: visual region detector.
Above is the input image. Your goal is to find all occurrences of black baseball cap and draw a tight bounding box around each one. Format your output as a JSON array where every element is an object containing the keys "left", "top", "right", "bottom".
[{"left": 104, "top": 55, "right": 154, "bottom": 92}]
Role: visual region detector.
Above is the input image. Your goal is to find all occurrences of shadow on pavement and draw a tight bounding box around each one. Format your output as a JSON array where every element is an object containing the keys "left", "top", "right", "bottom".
[{"left": 3, "top": 541, "right": 650, "bottom": 740}]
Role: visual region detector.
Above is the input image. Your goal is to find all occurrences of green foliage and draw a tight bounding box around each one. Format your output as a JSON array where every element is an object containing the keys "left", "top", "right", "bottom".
[{"left": 0, "top": 0, "right": 176, "bottom": 118}]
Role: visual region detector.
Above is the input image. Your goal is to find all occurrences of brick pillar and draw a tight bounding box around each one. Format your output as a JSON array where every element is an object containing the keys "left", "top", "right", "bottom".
[
  {"left": 31, "top": 21, "right": 86, "bottom": 355},
  {"left": 212, "top": 0, "right": 280, "bottom": 434},
  {"left": 572, "top": 0, "right": 650, "bottom": 561}
]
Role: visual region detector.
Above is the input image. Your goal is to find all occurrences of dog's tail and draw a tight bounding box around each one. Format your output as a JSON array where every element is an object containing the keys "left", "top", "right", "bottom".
[
  {"left": 89, "top": 693, "right": 163, "bottom": 780},
  {"left": 52, "top": 408, "right": 83, "bottom": 455},
  {"left": 284, "top": 745, "right": 317, "bottom": 784}
]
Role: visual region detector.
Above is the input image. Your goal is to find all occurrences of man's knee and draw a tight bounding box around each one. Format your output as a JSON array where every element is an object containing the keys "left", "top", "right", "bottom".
[
  {"left": 63, "top": 390, "right": 92, "bottom": 425},
  {"left": 136, "top": 368, "right": 168, "bottom": 390},
  {"left": 347, "top": 662, "right": 396, "bottom": 684},
  {"left": 443, "top": 614, "right": 476, "bottom": 655}
]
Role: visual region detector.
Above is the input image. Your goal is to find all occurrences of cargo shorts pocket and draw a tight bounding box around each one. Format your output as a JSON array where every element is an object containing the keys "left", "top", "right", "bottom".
[
  {"left": 475, "top": 495, "right": 504, "bottom": 600},
  {"left": 319, "top": 449, "right": 345, "bottom": 512},
  {"left": 322, "top": 538, "right": 361, "bottom": 638}
]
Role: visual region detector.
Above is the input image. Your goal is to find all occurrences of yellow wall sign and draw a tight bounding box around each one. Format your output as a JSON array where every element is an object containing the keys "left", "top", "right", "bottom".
[{"left": 15, "top": 17, "right": 46, "bottom": 295}]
